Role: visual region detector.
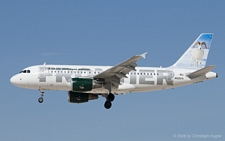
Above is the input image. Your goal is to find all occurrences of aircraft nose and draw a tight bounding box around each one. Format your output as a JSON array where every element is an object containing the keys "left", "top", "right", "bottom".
[{"left": 10, "top": 75, "right": 17, "bottom": 85}]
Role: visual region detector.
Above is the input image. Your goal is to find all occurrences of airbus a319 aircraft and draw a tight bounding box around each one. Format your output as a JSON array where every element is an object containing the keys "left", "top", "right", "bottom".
[{"left": 10, "top": 33, "right": 217, "bottom": 109}]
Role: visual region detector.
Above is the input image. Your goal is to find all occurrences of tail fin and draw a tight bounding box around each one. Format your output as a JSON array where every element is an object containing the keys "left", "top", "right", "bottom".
[{"left": 172, "top": 33, "right": 213, "bottom": 69}]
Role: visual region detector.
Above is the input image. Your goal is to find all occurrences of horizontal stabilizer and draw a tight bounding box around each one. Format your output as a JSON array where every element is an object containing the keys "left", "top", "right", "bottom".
[{"left": 187, "top": 66, "right": 215, "bottom": 79}]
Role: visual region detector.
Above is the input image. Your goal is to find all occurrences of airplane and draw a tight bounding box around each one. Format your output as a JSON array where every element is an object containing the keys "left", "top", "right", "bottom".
[{"left": 10, "top": 33, "right": 218, "bottom": 109}]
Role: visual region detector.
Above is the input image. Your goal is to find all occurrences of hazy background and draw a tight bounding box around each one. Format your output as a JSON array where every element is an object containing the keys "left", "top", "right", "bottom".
[{"left": 1, "top": 1, "right": 224, "bottom": 141}]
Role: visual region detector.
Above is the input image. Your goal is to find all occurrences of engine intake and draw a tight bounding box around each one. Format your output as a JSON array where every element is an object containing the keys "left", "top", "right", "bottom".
[{"left": 68, "top": 91, "right": 98, "bottom": 103}]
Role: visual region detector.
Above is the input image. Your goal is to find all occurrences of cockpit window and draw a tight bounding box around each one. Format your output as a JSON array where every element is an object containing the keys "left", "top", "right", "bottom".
[
  {"left": 20, "top": 70, "right": 30, "bottom": 73},
  {"left": 20, "top": 70, "right": 26, "bottom": 73}
]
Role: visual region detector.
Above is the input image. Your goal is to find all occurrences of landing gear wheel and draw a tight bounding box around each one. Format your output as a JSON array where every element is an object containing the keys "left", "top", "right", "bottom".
[
  {"left": 107, "top": 93, "right": 115, "bottom": 102},
  {"left": 104, "top": 101, "right": 112, "bottom": 109},
  {"left": 38, "top": 97, "right": 43, "bottom": 103},
  {"left": 38, "top": 90, "right": 44, "bottom": 103}
]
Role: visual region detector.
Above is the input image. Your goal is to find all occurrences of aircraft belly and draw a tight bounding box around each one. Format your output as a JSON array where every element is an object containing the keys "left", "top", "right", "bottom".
[
  {"left": 118, "top": 83, "right": 135, "bottom": 90},
  {"left": 88, "top": 83, "right": 135, "bottom": 94},
  {"left": 132, "top": 85, "right": 166, "bottom": 92}
]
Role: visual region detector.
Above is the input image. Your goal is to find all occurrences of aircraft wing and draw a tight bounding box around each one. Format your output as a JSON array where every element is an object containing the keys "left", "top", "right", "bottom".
[{"left": 94, "top": 52, "right": 147, "bottom": 88}]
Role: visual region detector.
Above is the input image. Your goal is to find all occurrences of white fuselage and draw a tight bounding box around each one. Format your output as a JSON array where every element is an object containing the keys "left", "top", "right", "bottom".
[{"left": 10, "top": 65, "right": 217, "bottom": 95}]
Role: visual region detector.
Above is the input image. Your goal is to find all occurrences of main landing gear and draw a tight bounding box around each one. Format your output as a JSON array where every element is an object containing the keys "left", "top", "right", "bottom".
[
  {"left": 104, "top": 93, "right": 115, "bottom": 109},
  {"left": 38, "top": 90, "right": 44, "bottom": 103},
  {"left": 103, "top": 82, "right": 115, "bottom": 109}
]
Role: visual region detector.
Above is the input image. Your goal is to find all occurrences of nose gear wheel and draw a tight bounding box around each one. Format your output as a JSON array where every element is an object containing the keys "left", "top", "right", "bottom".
[{"left": 38, "top": 90, "right": 44, "bottom": 103}]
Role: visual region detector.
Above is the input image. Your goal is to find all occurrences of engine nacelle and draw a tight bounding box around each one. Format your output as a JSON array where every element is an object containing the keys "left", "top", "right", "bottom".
[
  {"left": 68, "top": 91, "right": 98, "bottom": 103},
  {"left": 71, "top": 78, "right": 93, "bottom": 91},
  {"left": 71, "top": 78, "right": 102, "bottom": 91}
]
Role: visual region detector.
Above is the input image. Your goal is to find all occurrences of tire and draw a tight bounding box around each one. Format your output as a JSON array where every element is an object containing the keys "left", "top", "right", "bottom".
[
  {"left": 107, "top": 93, "right": 115, "bottom": 102},
  {"left": 104, "top": 101, "right": 112, "bottom": 109},
  {"left": 38, "top": 97, "right": 43, "bottom": 103}
]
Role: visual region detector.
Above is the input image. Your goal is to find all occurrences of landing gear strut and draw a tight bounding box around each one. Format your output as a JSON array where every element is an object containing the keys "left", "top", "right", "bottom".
[
  {"left": 104, "top": 93, "right": 115, "bottom": 109},
  {"left": 38, "top": 90, "right": 44, "bottom": 103},
  {"left": 103, "top": 82, "right": 115, "bottom": 109}
]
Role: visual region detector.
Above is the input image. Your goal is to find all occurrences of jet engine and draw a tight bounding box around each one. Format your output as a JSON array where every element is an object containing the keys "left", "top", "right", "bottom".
[
  {"left": 71, "top": 78, "right": 102, "bottom": 91},
  {"left": 68, "top": 91, "right": 98, "bottom": 103},
  {"left": 72, "top": 78, "right": 92, "bottom": 91}
]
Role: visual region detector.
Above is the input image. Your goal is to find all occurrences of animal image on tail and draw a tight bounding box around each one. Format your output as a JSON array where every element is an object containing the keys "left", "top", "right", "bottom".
[
  {"left": 172, "top": 33, "right": 213, "bottom": 69},
  {"left": 190, "top": 41, "right": 208, "bottom": 68}
]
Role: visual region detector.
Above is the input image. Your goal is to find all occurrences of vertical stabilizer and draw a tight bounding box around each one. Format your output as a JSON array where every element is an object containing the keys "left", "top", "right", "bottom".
[{"left": 172, "top": 33, "right": 213, "bottom": 69}]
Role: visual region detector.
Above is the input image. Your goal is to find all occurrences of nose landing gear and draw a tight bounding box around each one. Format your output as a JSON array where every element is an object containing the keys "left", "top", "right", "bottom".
[
  {"left": 38, "top": 97, "right": 43, "bottom": 103},
  {"left": 38, "top": 90, "right": 44, "bottom": 103}
]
